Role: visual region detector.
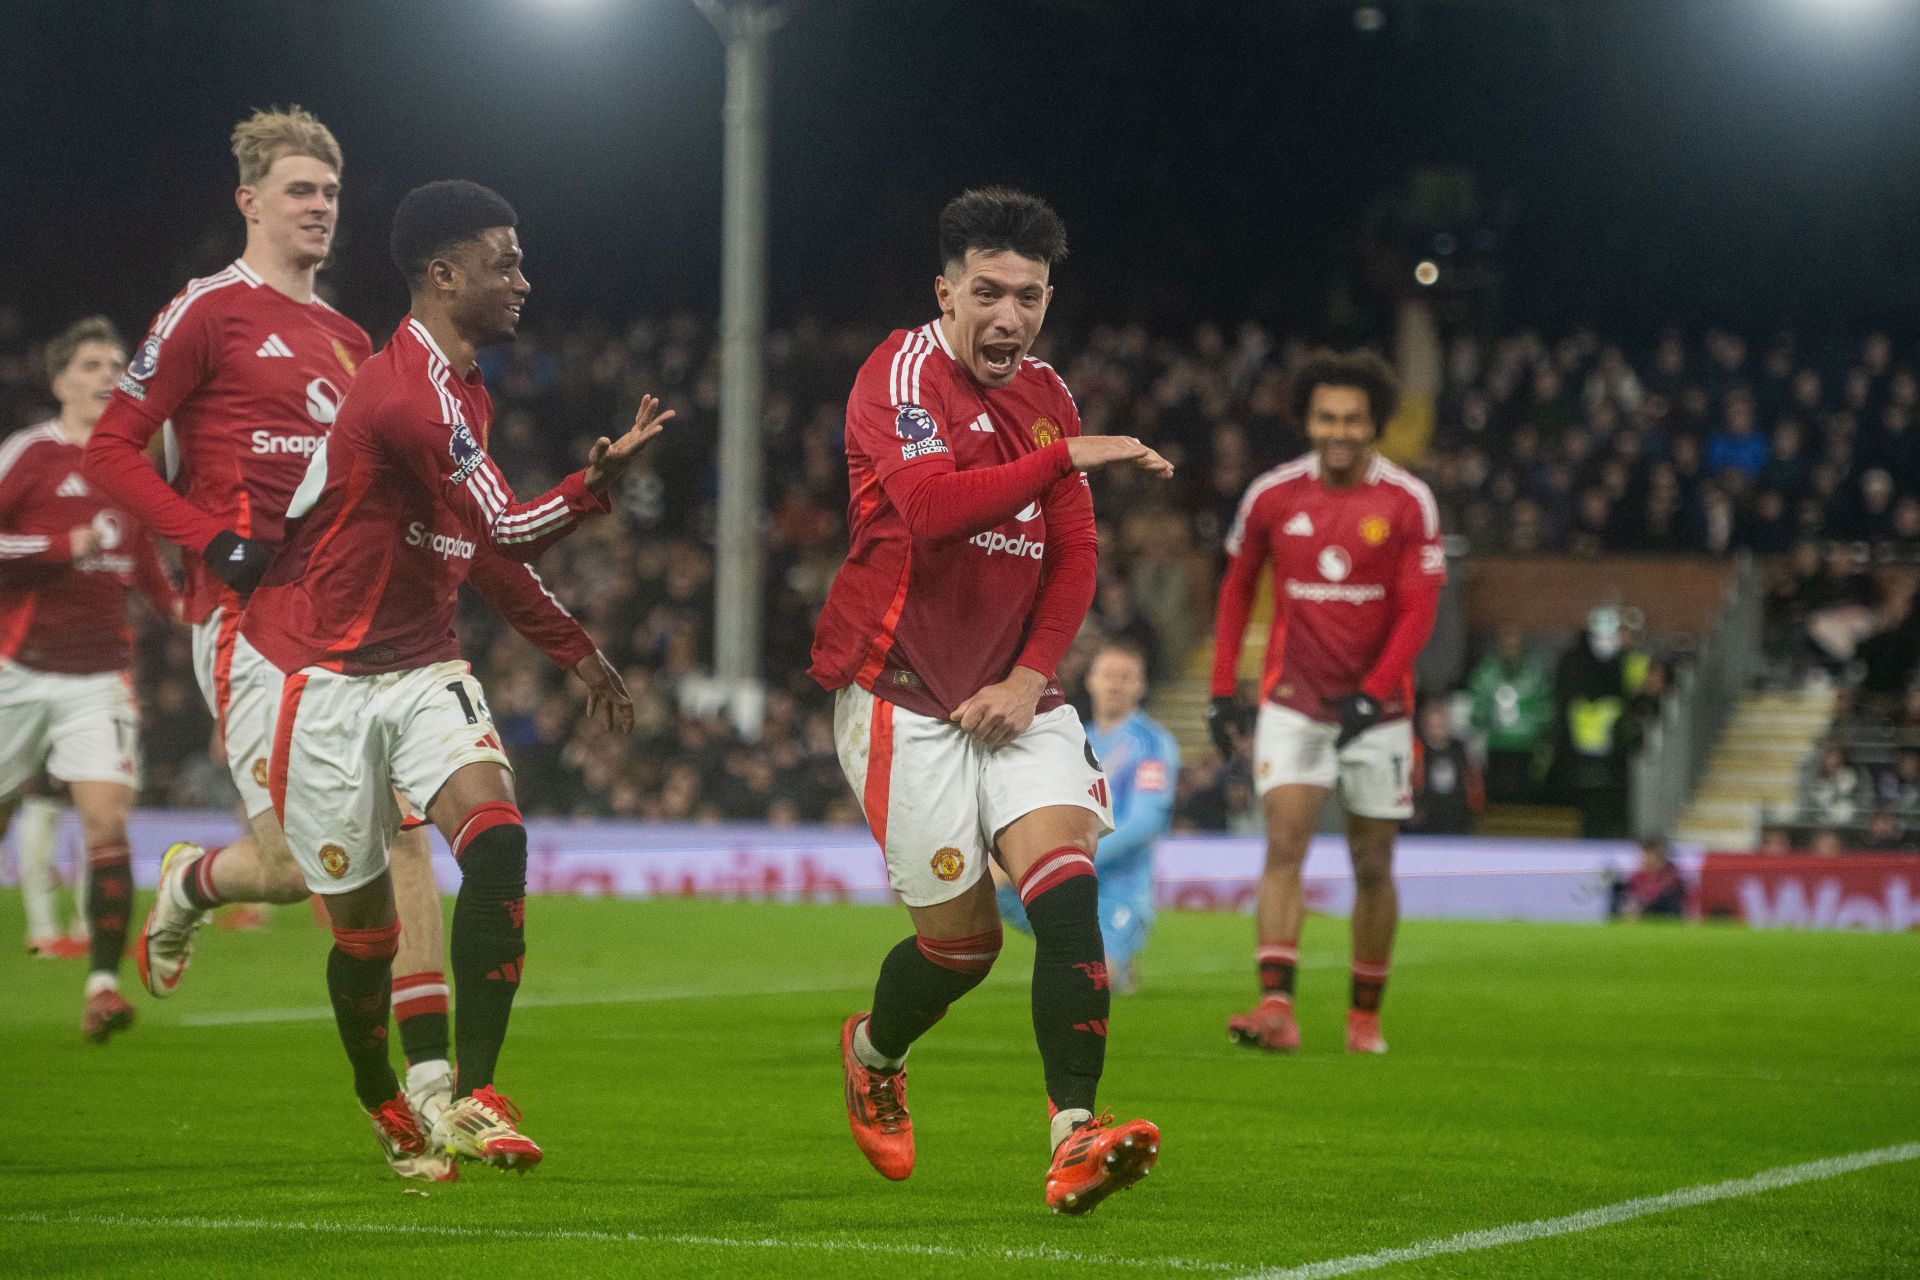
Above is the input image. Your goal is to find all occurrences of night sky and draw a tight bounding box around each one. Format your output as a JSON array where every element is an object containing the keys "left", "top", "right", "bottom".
[{"left": 6, "top": 0, "right": 1920, "bottom": 343}]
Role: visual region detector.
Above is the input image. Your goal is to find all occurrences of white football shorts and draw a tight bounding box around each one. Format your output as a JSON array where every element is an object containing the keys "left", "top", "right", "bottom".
[
  {"left": 258, "top": 637, "right": 510, "bottom": 894},
  {"left": 1253, "top": 702, "right": 1414, "bottom": 819},
  {"left": 191, "top": 606, "right": 277, "bottom": 817},
  {"left": 834, "top": 683, "right": 1114, "bottom": 908},
  {"left": 0, "top": 660, "right": 141, "bottom": 795}
]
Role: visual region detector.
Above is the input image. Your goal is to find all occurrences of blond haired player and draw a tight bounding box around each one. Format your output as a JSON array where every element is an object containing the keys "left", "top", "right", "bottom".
[
  {"left": 85, "top": 110, "right": 621, "bottom": 1178},
  {"left": 1, "top": 318, "right": 178, "bottom": 1041}
]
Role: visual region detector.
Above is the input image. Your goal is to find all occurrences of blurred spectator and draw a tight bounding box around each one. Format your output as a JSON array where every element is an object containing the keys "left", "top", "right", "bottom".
[
  {"left": 1610, "top": 838, "right": 1688, "bottom": 920},
  {"left": 1803, "top": 742, "right": 1870, "bottom": 828},
  {"left": 1468, "top": 629, "right": 1554, "bottom": 802},
  {"left": 1408, "top": 702, "right": 1483, "bottom": 835},
  {"left": 1553, "top": 606, "right": 1648, "bottom": 838}
]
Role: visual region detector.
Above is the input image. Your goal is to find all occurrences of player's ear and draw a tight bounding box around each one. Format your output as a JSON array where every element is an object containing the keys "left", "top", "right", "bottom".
[
  {"left": 934, "top": 271, "right": 954, "bottom": 315},
  {"left": 234, "top": 184, "right": 257, "bottom": 222}
]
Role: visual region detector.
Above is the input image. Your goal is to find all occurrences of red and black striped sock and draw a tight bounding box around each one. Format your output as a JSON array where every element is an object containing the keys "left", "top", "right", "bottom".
[
  {"left": 865, "top": 928, "right": 1002, "bottom": 1062},
  {"left": 1258, "top": 940, "right": 1299, "bottom": 1001},
  {"left": 1018, "top": 847, "right": 1108, "bottom": 1116},
  {"left": 450, "top": 804, "right": 526, "bottom": 1097},
  {"left": 393, "top": 970, "right": 450, "bottom": 1067},
  {"left": 328, "top": 920, "right": 400, "bottom": 1110},
  {"left": 180, "top": 846, "right": 226, "bottom": 910},
  {"left": 85, "top": 842, "right": 133, "bottom": 977},
  {"left": 1351, "top": 955, "right": 1390, "bottom": 1013}
]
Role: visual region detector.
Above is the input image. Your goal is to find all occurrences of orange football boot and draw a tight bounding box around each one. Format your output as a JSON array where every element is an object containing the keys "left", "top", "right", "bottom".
[
  {"left": 1346, "top": 1009, "right": 1388, "bottom": 1054},
  {"left": 1227, "top": 995, "right": 1300, "bottom": 1051},
  {"left": 1045, "top": 1112, "right": 1160, "bottom": 1215},
  {"left": 81, "top": 988, "right": 137, "bottom": 1044},
  {"left": 840, "top": 1013, "right": 913, "bottom": 1180}
]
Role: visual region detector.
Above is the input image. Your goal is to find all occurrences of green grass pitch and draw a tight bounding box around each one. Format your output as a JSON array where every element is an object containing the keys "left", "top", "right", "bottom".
[{"left": 7, "top": 893, "right": 1918, "bottom": 1278}]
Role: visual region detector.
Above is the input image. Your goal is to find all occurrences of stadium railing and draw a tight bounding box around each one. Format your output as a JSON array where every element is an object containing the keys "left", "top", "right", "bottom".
[{"left": 1631, "top": 553, "right": 1763, "bottom": 839}]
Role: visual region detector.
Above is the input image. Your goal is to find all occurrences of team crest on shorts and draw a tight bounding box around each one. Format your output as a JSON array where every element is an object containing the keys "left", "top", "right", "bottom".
[
  {"left": 930, "top": 847, "right": 965, "bottom": 882},
  {"left": 251, "top": 758, "right": 269, "bottom": 788},
  {"left": 1030, "top": 417, "right": 1061, "bottom": 447},
  {"left": 1360, "top": 516, "right": 1391, "bottom": 546},
  {"left": 318, "top": 844, "right": 350, "bottom": 879}
]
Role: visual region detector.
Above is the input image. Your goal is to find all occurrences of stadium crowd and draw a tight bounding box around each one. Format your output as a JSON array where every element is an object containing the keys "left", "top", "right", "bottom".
[{"left": 2, "top": 304, "right": 1918, "bottom": 834}]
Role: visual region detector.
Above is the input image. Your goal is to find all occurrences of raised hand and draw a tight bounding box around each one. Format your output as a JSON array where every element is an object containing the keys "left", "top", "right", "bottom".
[{"left": 585, "top": 395, "right": 676, "bottom": 492}]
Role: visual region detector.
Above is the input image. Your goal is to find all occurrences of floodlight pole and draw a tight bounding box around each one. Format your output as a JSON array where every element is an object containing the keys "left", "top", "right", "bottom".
[{"left": 696, "top": 0, "right": 787, "bottom": 692}]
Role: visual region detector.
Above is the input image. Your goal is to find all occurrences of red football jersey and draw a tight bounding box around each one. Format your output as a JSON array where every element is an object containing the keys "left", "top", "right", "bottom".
[
  {"left": 86, "top": 258, "right": 368, "bottom": 623},
  {"left": 0, "top": 422, "right": 176, "bottom": 674},
  {"left": 242, "top": 318, "right": 609, "bottom": 676},
  {"left": 1211, "top": 452, "right": 1444, "bottom": 722},
  {"left": 809, "top": 320, "right": 1094, "bottom": 720}
]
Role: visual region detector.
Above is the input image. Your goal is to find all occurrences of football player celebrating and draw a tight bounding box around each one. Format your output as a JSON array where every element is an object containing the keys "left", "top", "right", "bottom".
[
  {"left": 1209, "top": 349, "right": 1443, "bottom": 1055},
  {"left": 241, "top": 180, "right": 666, "bottom": 1174},
  {"left": 85, "top": 111, "right": 618, "bottom": 1177},
  {"left": 0, "top": 318, "right": 178, "bottom": 1041},
  {"left": 811, "top": 188, "right": 1173, "bottom": 1215}
]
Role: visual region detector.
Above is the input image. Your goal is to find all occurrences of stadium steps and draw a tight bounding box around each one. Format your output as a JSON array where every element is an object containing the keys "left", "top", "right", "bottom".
[
  {"left": 1674, "top": 686, "right": 1835, "bottom": 849},
  {"left": 1478, "top": 804, "right": 1582, "bottom": 837}
]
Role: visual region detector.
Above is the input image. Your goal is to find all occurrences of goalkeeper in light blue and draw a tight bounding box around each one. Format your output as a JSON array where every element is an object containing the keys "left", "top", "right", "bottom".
[{"left": 998, "top": 640, "right": 1178, "bottom": 994}]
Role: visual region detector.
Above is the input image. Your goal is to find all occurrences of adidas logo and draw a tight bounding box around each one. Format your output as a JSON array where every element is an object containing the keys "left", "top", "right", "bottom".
[
  {"left": 229, "top": 545, "right": 248, "bottom": 563},
  {"left": 255, "top": 333, "right": 294, "bottom": 358},
  {"left": 1284, "top": 513, "right": 1314, "bottom": 536},
  {"left": 968, "top": 413, "right": 994, "bottom": 433},
  {"left": 56, "top": 472, "right": 89, "bottom": 498}
]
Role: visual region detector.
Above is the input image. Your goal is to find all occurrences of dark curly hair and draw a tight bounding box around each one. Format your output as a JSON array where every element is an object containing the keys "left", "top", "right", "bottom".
[
  {"left": 1292, "top": 348, "right": 1401, "bottom": 430},
  {"left": 391, "top": 179, "right": 518, "bottom": 286}
]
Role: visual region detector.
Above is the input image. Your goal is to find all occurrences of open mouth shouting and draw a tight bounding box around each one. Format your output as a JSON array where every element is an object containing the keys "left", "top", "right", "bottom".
[{"left": 979, "top": 339, "right": 1022, "bottom": 382}]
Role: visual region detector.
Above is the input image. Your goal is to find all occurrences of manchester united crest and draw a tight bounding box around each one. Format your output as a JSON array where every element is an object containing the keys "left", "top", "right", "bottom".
[
  {"left": 332, "top": 339, "right": 358, "bottom": 375},
  {"left": 252, "top": 758, "right": 269, "bottom": 788},
  {"left": 1360, "top": 516, "right": 1391, "bottom": 546},
  {"left": 318, "top": 844, "right": 350, "bottom": 879},
  {"left": 930, "top": 847, "right": 966, "bottom": 882},
  {"left": 1030, "top": 417, "right": 1061, "bottom": 447}
]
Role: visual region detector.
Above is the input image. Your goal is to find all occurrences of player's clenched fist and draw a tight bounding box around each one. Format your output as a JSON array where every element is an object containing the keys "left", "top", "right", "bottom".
[
  {"left": 570, "top": 649, "right": 634, "bottom": 734},
  {"left": 950, "top": 665, "right": 1049, "bottom": 749},
  {"left": 585, "top": 394, "right": 676, "bottom": 492},
  {"left": 1065, "top": 434, "right": 1174, "bottom": 479}
]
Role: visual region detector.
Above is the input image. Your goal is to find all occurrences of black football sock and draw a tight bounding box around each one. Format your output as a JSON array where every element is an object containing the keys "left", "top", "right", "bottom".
[
  {"left": 85, "top": 843, "right": 134, "bottom": 978},
  {"left": 328, "top": 923, "right": 400, "bottom": 1110},
  {"left": 1018, "top": 850, "right": 1108, "bottom": 1115},
  {"left": 1257, "top": 940, "right": 1299, "bottom": 1000},
  {"left": 450, "top": 814, "right": 527, "bottom": 1097},
  {"left": 393, "top": 970, "right": 451, "bottom": 1067},
  {"left": 864, "top": 929, "right": 1001, "bottom": 1062},
  {"left": 1351, "top": 955, "right": 1390, "bottom": 1013}
]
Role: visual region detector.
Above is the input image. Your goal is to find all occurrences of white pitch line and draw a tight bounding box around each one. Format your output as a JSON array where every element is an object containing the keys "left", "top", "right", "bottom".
[
  {"left": 0, "top": 1211, "right": 1239, "bottom": 1272},
  {"left": 1241, "top": 1141, "right": 1920, "bottom": 1279},
  {"left": 177, "top": 956, "right": 1379, "bottom": 1028},
  {"left": 179, "top": 976, "right": 876, "bottom": 1027}
]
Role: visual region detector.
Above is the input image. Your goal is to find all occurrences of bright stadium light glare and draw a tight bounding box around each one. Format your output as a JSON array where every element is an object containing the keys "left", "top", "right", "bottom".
[
  {"left": 1801, "top": 0, "right": 1891, "bottom": 18},
  {"left": 1413, "top": 260, "right": 1440, "bottom": 287}
]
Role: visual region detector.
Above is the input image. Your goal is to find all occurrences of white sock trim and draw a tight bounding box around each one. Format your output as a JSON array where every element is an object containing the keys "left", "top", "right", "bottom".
[
  {"left": 851, "top": 1017, "right": 906, "bottom": 1073},
  {"left": 1050, "top": 1107, "right": 1093, "bottom": 1153},
  {"left": 84, "top": 971, "right": 119, "bottom": 998}
]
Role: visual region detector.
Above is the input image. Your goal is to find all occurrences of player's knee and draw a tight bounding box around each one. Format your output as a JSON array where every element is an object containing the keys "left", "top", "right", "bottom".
[
  {"left": 916, "top": 924, "right": 1003, "bottom": 981},
  {"left": 1264, "top": 830, "right": 1311, "bottom": 872},
  {"left": 331, "top": 918, "right": 401, "bottom": 963},
  {"left": 1350, "top": 854, "right": 1394, "bottom": 892},
  {"left": 453, "top": 800, "right": 526, "bottom": 897}
]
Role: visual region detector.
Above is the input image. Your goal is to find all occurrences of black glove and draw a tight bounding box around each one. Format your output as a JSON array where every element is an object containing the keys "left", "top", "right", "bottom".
[
  {"left": 202, "top": 530, "right": 276, "bottom": 594},
  {"left": 1207, "top": 694, "right": 1253, "bottom": 759},
  {"left": 1327, "top": 692, "right": 1382, "bottom": 750}
]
